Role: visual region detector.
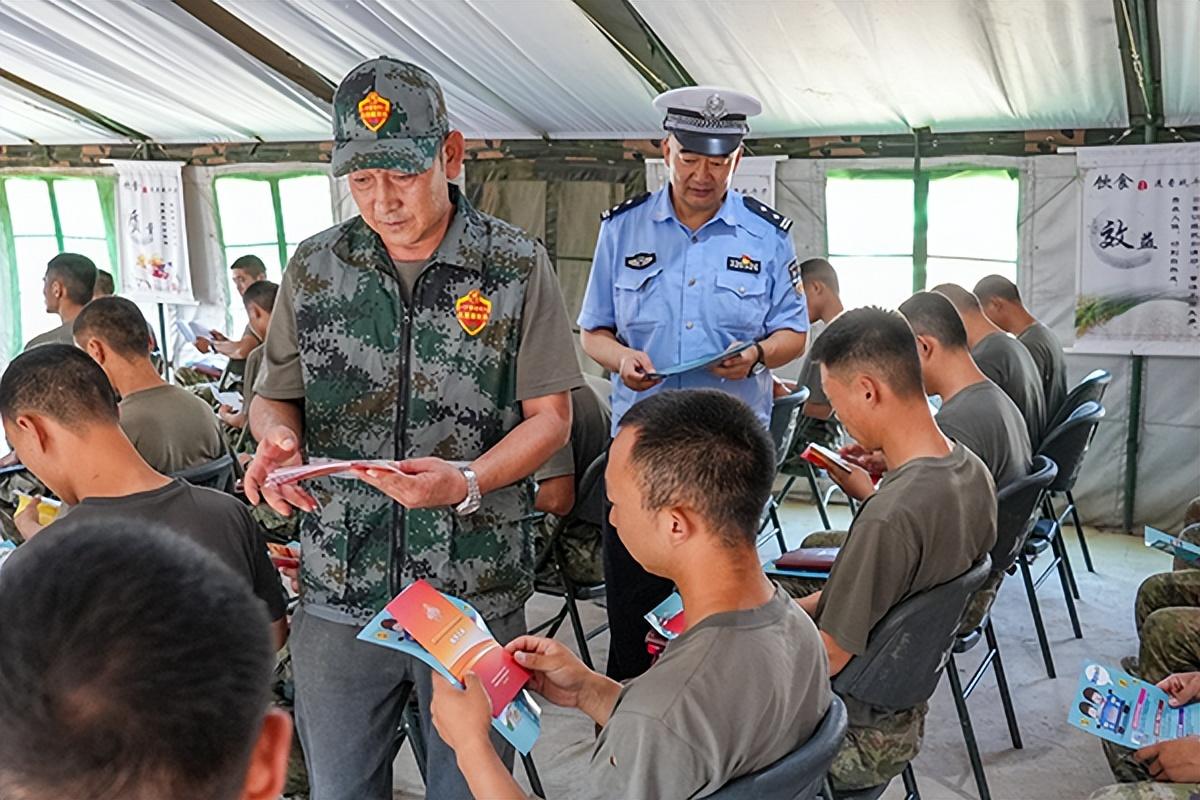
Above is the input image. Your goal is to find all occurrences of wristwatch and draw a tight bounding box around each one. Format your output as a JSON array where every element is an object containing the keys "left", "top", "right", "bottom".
[
  {"left": 455, "top": 466, "right": 482, "bottom": 516},
  {"left": 747, "top": 341, "right": 767, "bottom": 378}
]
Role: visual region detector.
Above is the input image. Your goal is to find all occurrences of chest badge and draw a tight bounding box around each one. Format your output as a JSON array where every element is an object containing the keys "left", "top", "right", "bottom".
[
  {"left": 727, "top": 254, "right": 761, "bottom": 274},
  {"left": 624, "top": 252, "right": 656, "bottom": 270},
  {"left": 358, "top": 90, "right": 392, "bottom": 132},
  {"left": 455, "top": 289, "right": 492, "bottom": 336}
]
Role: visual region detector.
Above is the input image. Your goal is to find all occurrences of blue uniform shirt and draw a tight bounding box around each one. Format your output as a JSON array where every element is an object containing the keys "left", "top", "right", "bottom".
[{"left": 578, "top": 186, "right": 809, "bottom": 434}]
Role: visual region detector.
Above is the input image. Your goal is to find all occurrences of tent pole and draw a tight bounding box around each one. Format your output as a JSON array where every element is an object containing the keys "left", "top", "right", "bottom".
[
  {"left": 1133, "top": 0, "right": 1157, "bottom": 144},
  {"left": 911, "top": 128, "right": 929, "bottom": 292},
  {"left": 1123, "top": 355, "right": 1144, "bottom": 532}
]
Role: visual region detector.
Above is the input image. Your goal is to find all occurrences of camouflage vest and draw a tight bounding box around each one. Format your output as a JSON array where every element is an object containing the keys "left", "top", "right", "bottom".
[{"left": 290, "top": 188, "right": 536, "bottom": 622}]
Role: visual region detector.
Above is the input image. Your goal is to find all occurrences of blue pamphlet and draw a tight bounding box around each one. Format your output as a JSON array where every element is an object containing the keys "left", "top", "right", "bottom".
[
  {"left": 1145, "top": 526, "right": 1200, "bottom": 565},
  {"left": 1069, "top": 662, "right": 1200, "bottom": 748},
  {"left": 645, "top": 341, "right": 755, "bottom": 380},
  {"left": 357, "top": 594, "right": 542, "bottom": 754},
  {"left": 645, "top": 592, "right": 685, "bottom": 641}
]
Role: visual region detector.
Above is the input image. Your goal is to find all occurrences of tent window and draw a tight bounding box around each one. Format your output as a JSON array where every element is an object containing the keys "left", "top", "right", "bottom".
[
  {"left": 825, "top": 169, "right": 1018, "bottom": 308},
  {"left": 213, "top": 174, "right": 332, "bottom": 331},
  {"left": 0, "top": 176, "right": 115, "bottom": 354}
]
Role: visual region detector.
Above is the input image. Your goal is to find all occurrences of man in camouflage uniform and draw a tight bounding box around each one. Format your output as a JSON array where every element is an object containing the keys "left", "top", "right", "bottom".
[
  {"left": 244, "top": 58, "right": 581, "bottom": 800},
  {"left": 1090, "top": 785, "right": 1200, "bottom": 800}
]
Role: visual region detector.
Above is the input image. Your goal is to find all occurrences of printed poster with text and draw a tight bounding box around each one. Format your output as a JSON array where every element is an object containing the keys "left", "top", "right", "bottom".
[
  {"left": 1075, "top": 143, "right": 1200, "bottom": 356},
  {"left": 105, "top": 159, "right": 194, "bottom": 305}
]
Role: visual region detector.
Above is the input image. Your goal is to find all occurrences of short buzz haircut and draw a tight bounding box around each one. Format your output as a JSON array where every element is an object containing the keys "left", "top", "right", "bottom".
[
  {"left": 931, "top": 282, "right": 983, "bottom": 314},
  {"left": 0, "top": 524, "right": 275, "bottom": 800},
  {"left": 811, "top": 307, "right": 925, "bottom": 399},
  {"left": 618, "top": 390, "right": 775, "bottom": 548},
  {"left": 0, "top": 344, "right": 119, "bottom": 430},
  {"left": 242, "top": 279, "right": 278, "bottom": 313},
  {"left": 94, "top": 269, "right": 115, "bottom": 296},
  {"left": 899, "top": 291, "right": 969, "bottom": 350},
  {"left": 73, "top": 296, "right": 153, "bottom": 360},
  {"left": 973, "top": 274, "right": 1022, "bottom": 305},
  {"left": 45, "top": 253, "right": 97, "bottom": 307},
  {"left": 799, "top": 257, "right": 840, "bottom": 294},
  {"left": 230, "top": 254, "right": 267, "bottom": 278}
]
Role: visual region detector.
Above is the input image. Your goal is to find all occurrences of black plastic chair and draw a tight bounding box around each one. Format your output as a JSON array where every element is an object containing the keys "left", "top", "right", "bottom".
[
  {"left": 1037, "top": 400, "right": 1107, "bottom": 582},
  {"left": 947, "top": 456, "right": 1057, "bottom": 800},
  {"left": 1046, "top": 368, "right": 1112, "bottom": 433},
  {"left": 830, "top": 557, "right": 992, "bottom": 800},
  {"left": 170, "top": 452, "right": 236, "bottom": 494},
  {"left": 708, "top": 695, "right": 848, "bottom": 800},
  {"left": 759, "top": 386, "right": 811, "bottom": 552},
  {"left": 528, "top": 452, "right": 608, "bottom": 669}
]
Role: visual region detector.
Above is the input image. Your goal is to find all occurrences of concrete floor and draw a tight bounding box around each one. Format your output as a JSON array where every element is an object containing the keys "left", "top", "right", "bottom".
[{"left": 391, "top": 497, "right": 1165, "bottom": 800}]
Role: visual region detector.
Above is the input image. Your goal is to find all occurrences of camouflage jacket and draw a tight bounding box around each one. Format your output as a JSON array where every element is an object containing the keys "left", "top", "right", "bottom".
[{"left": 291, "top": 187, "right": 537, "bottom": 622}]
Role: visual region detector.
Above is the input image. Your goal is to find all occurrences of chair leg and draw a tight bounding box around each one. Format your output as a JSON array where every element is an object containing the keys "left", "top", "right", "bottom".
[
  {"left": 901, "top": 763, "right": 921, "bottom": 800},
  {"left": 1019, "top": 557, "right": 1056, "bottom": 678},
  {"left": 946, "top": 656, "right": 991, "bottom": 800},
  {"left": 1052, "top": 534, "right": 1084, "bottom": 639},
  {"left": 985, "top": 620, "right": 1022, "bottom": 750},
  {"left": 1051, "top": 516, "right": 1082, "bottom": 600},
  {"left": 565, "top": 594, "right": 594, "bottom": 671},
  {"left": 769, "top": 500, "right": 787, "bottom": 553},
  {"left": 401, "top": 688, "right": 428, "bottom": 784},
  {"left": 805, "top": 463, "right": 832, "bottom": 530},
  {"left": 523, "top": 754, "right": 545, "bottom": 798},
  {"left": 1067, "top": 491, "right": 1096, "bottom": 573}
]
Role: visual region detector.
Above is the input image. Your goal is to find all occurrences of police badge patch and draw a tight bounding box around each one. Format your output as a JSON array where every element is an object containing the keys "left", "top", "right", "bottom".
[
  {"left": 787, "top": 258, "right": 805, "bottom": 296},
  {"left": 624, "top": 252, "right": 657, "bottom": 270},
  {"left": 727, "top": 255, "right": 761, "bottom": 274}
]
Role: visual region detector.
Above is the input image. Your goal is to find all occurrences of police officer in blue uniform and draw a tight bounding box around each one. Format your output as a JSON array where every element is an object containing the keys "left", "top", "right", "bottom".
[{"left": 578, "top": 86, "right": 810, "bottom": 680}]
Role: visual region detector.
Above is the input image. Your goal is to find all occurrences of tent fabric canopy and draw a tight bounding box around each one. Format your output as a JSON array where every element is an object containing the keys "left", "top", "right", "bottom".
[{"left": 0, "top": 0, "right": 1193, "bottom": 145}]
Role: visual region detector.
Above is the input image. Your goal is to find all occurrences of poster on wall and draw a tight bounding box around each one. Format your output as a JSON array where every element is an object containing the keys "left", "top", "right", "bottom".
[
  {"left": 1074, "top": 143, "right": 1200, "bottom": 356},
  {"left": 645, "top": 155, "right": 785, "bottom": 207},
  {"left": 104, "top": 160, "right": 194, "bottom": 305}
]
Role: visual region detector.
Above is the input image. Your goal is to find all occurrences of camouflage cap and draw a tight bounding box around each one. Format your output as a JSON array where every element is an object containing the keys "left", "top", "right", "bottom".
[{"left": 332, "top": 58, "right": 449, "bottom": 178}]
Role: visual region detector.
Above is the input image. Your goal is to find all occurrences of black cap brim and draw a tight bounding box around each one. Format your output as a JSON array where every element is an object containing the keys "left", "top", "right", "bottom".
[{"left": 671, "top": 130, "right": 744, "bottom": 157}]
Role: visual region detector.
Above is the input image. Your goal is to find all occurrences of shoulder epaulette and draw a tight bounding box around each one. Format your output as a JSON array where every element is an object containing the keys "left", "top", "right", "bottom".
[
  {"left": 742, "top": 195, "right": 793, "bottom": 232},
  {"left": 601, "top": 192, "right": 651, "bottom": 222}
]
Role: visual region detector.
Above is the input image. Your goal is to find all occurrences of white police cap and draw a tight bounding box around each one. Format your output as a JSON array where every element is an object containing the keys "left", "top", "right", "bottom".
[{"left": 653, "top": 86, "right": 762, "bottom": 156}]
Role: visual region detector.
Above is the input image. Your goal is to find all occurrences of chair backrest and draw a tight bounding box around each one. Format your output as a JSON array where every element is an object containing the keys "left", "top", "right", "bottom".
[
  {"left": 1048, "top": 369, "right": 1112, "bottom": 431},
  {"left": 568, "top": 451, "right": 608, "bottom": 530},
  {"left": 170, "top": 453, "right": 235, "bottom": 494},
  {"left": 706, "top": 695, "right": 848, "bottom": 800},
  {"left": 769, "top": 387, "right": 810, "bottom": 469},
  {"left": 1036, "top": 401, "right": 1105, "bottom": 492},
  {"left": 833, "top": 556, "right": 991, "bottom": 711},
  {"left": 990, "top": 455, "right": 1059, "bottom": 574}
]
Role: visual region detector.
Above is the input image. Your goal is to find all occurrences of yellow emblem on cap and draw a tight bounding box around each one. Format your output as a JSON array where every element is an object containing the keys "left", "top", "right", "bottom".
[
  {"left": 358, "top": 90, "right": 391, "bottom": 132},
  {"left": 455, "top": 289, "right": 492, "bottom": 336}
]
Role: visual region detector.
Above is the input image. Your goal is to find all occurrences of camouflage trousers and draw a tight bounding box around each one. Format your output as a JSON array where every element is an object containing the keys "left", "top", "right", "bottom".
[
  {"left": 532, "top": 516, "right": 603, "bottom": 586},
  {"left": 773, "top": 530, "right": 846, "bottom": 599},
  {"left": 1089, "top": 783, "right": 1200, "bottom": 800},
  {"left": 829, "top": 703, "right": 927, "bottom": 791}
]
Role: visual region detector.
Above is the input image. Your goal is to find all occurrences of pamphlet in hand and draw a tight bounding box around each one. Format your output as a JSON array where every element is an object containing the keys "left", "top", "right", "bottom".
[
  {"left": 357, "top": 581, "right": 542, "bottom": 754},
  {"left": 645, "top": 592, "right": 685, "bottom": 641},
  {"left": 1069, "top": 662, "right": 1200, "bottom": 748},
  {"left": 645, "top": 341, "right": 755, "bottom": 380},
  {"left": 800, "top": 443, "right": 853, "bottom": 473},
  {"left": 204, "top": 384, "right": 244, "bottom": 413},
  {"left": 174, "top": 320, "right": 213, "bottom": 345},
  {"left": 14, "top": 492, "right": 62, "bottom": 526},
  {"left": 264, "top": 459, "right": 406, "bottom": 488},
  {"left": 266, "top": 541, "right": 300, "bottom": 570},
  {"left": 1145, "top": 526, "right": 1200, "bottom": 566}
]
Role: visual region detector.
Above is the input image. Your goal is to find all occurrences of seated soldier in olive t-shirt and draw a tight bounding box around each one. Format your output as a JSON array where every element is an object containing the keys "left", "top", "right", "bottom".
[
  {"left": 73, "top": 297, "right": 224, "bottom": 475},
  {"left": 430, "top": 391, "right": 831, "bottom": 800},
  {"left": 0, "top": 346, "right": 287, "bottom": 647},
  {"left": 218, "top": 280, "right": 278, "bottom": 447},
  {"left": 791, "top": 308, "right": 997, "bottom": 792}
]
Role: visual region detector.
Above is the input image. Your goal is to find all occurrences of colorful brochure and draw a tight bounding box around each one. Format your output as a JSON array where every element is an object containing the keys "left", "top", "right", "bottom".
[
  {"left": 1145, "top": 526, "right": 1200, "bottom": 566},
  {"left": 265, "top": 459, "right": 406, "bottom": 487},
  {"left": 800, "top": 443, "right": 853, "bottom": 473},
  {"left": 357, "top": 581, "right": 541, "bottom": 754},
  {"left": 266, "top": 541, "right": 300, "bottom": 570},
  {"left": 646, "top": 592, "right": 685, "bottom": 641},
  {"left": 15, "top": 492, "right": 62, "bottom": 526},
  {"left": 1069, "top": 662, "right": 1200, "bottom": 748},
  {"left": 645, "top": 341, "right": 755, "bottom": 380}
]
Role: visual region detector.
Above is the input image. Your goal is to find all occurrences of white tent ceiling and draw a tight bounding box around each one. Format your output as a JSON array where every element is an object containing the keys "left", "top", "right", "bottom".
[{"left": 0, "top": 0, "right": 1194, "bottom": 147}]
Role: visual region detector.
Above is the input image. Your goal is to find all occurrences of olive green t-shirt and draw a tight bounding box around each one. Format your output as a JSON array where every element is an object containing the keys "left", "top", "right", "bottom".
[
  {"left": 256, "top": 212, "right": 583, "bottom": 405},
  {"left": 815, "top": 443, "right": 996, "bottom": 658},
  {"left": 1017, "top": 321, "right": 1068, "bottom": 421},
  {"left": 936, "top": 379, "right": 1033, "bottom": 489},
  {"left": 23, "top": 320, "right": 75, "bottom": 351},
  {"left": 586, "top": 586, "right": 831, "bottom": 800},
  {"left": 118, "top": 384, "right": 224, "bottom": 474},
  {"left": 971, "top": 332, "right": 1047, "bottom": 447}
]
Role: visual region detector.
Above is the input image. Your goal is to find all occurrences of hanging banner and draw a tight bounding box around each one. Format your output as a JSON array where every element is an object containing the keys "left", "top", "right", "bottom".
[
  {"left": 1074, "top": 143, "right": 1200, "bottom": 356},
  {"left": 645, "top": 155, "right": 785, "bottom": 207},
  {"left": 105, "top": 160, "right": 194, "bottom": 304}
]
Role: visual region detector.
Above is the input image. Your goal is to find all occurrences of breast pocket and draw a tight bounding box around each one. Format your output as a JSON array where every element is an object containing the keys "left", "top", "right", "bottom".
[
  {"left": 714, "top": 270, "right": 770, "bottom": 338},
  {"left": 613, "top": 264, "right": 665, "bottom": 333}
]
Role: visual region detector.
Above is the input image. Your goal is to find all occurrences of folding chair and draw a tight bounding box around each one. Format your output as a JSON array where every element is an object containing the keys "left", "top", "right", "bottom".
[
  {"left": 170, "top": 452, "right": 236, "bottom": 494},
  {"left": 759, "top": 387, "right": 809, "bottom": 552},
  {"left": 1045, "top": 368, "right": 1112, "bottom": 434},
  {"left": 1037, "top": 400, "right": 1106, "bottom": 580},
  {"left": 947, "top": 456, "right": 1057, "bottom": 800},
  {"left": 528, "top": 453, "right": 608, "bottom": 669}
]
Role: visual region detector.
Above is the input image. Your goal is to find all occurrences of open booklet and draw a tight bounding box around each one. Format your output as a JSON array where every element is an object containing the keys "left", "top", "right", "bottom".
[
  {"left": 174, "top": 320, "right": 212, "bottom": 345},
  {"left": 357, "top": 580, "right": 542, "bottom": 754},
  {"left": 1069, "top": 662, "right": 1200, "bottom": 748},
  {"left": 645, "top": 341, "right": 755, "bottom": 380},
  {"left": 1145, "top": 526, "right": 1200, "bottom": 566},
  {"left": 203, "top": 383, "right": 243, "bottom": 413}
]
